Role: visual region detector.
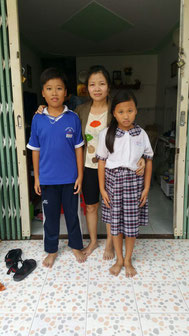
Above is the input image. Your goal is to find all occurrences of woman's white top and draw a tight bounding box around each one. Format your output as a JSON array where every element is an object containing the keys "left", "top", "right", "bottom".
[
  {"left": 96, "top": 125, "right": 153, "bottom": 171},
  {"left": 85, "top": 111, "right": 108, "bottom": 169}
]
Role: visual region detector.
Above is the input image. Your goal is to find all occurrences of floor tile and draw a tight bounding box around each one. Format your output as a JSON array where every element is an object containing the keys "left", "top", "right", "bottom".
[
  {"left": 132, "top": 258, "right": 174, "bottom": 281},
  {"left": 37, "top": 281, "right": 87, "bottom": 313},
  {"left": 0, "top": 313, "right": 33, "bottom": 336},
  {"left": 134, "top": 281, "right": 189, "bottom": 313},
  {"left": 140, "top": 313, "right": 189, "bottom": 336},
  {"left": 86, "top": 313, "right": 142, "bottom": 336},
  {"left": 87, "top": 281, "right": 137, "bottom": 313},
  {"left": 177, "top": 281, "right": 189, "bottom": 308},
  {"left": 30, "top": 313, "right": 86, "bottom": 336},
  {"left": 46, "top": 257, "right": 89, "bottom": 282},
  {"left": 0, "top": 281, "right": 42, "bottom": 313},
  {"left": 89, "top": 258, "right": 130, "bottom": 282}
]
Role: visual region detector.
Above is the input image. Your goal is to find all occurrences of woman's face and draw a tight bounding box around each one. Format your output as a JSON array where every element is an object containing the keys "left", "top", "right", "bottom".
[{"left": 88, "top": 72, "right": 109, "bottom": 102}]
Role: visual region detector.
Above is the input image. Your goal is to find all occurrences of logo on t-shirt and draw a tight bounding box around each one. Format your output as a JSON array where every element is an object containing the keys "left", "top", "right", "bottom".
[{"left": 65, "top": 127, "right": 74, "bottom": 138}]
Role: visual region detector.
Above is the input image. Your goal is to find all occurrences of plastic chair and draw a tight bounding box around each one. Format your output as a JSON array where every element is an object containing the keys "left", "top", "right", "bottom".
[{"left": 80, "top": 193, "right": 86, "bottom": 215}]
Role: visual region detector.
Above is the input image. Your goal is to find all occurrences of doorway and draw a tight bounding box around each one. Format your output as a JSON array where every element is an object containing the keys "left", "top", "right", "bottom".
[{"left": 17, "top": 0, "right": 182, "bottom": 238}]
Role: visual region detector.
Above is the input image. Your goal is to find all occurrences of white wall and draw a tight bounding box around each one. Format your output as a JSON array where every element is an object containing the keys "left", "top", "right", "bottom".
[
  {"left": 156, "top": 42, "right": 178, "bottom": 133},
  {"left": 76, "top": 54, "right": 158, "bottom": 128},
  {"left": 20, "top": 40, "right": 42, "bottom": 103}
]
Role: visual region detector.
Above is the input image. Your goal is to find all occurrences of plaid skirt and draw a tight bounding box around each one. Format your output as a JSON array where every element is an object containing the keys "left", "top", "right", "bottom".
[{"left": 101, "top": 167, "right": 148, "bottom": 237}]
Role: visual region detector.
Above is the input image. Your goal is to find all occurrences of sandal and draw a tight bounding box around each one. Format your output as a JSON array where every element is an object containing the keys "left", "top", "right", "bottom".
[
  {"left": 13, "top": 259, "right": 37, "bottom": 282},
  {"left": 5, "top": 249, "right": 22, "bottom": 268}
]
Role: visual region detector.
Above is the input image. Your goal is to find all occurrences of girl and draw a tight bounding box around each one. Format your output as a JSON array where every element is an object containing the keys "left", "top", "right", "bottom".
[
  {"left": 97, "top": 90, "right": 153, "bottom": 277},
  {"left": 76, "top": 66, "right": 145, "bottom": 258}
]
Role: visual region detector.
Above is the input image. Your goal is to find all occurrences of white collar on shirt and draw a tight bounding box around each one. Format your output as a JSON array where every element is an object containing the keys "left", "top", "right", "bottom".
[{"left": 42, "top": 105, "right": 68, "bottom": 121}]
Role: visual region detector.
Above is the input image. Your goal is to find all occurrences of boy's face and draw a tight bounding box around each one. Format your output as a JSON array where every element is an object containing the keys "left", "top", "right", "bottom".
[{"left": 42, "top": 78, "right": 67, "bottom": 109}]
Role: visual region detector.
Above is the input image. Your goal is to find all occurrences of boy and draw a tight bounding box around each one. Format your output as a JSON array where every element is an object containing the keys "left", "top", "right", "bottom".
[{"left": 27, "top": 67, "right": 86, "bottom": 267}]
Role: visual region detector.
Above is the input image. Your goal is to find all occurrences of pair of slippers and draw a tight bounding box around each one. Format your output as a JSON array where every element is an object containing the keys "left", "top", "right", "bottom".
[{"left": 5, "top": 249, "right": 37, "bottom": 281}]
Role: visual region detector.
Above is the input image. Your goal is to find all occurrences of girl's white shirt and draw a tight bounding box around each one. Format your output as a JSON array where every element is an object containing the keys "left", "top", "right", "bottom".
[{"left": 96, "top": 125, "right": 153, "bottom": 171}]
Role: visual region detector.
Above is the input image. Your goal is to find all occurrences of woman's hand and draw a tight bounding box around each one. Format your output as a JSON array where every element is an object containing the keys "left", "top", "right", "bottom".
[
  {"left": 136, "top": 158, "right": 145, "bottom": 176},
  {"left": 74, "top": 177, "right": 82, "bottom": 194},
  {"left": 35, "top": 105, "right": 46, "bottom": 114},
  {"left": 101, "top": 189, "right": 110, "bottom": 208}
]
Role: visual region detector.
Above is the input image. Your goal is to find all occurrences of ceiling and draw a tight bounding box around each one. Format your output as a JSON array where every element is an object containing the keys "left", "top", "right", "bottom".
[{"left": 18, "top": 0, "right": 180, "bottom": 57}]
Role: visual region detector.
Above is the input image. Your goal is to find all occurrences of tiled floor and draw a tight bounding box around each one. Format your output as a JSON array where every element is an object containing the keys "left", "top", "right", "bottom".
[{"left": 0, "top": 239, "right": 189, "bottom": 335}]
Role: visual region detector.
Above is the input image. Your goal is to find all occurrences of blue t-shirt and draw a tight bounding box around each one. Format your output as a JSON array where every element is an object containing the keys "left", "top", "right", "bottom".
[{"left": 27, "top": 106, "right": 84, "bottom": 185}]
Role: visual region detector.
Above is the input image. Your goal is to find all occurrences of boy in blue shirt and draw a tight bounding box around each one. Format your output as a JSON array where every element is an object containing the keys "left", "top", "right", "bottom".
[{"left": 27, "top": 68, "right": 86, "bottom": 267}]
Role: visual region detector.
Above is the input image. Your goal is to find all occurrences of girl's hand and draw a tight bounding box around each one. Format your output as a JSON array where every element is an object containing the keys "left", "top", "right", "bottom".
[
  {"left": 140, "top": 189, "right": 148, "bottom": 207},
  {"left": 34, "top": 178, "right": 41, "bottom": 196},
  {"left": 101, "top": 189, "right": 110, "bottom": 208},
  {"left": 136, "top": 158, "right": 145, "bottom": 176},
  {"left": 35, "top": 105, "right": 46, "bottom": 114},
  {"left": 74, "top": 177, "right": 82, "bottom": 194}
]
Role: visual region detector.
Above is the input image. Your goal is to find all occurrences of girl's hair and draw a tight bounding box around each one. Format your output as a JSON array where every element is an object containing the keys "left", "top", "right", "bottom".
[
  {"left": 105, "top": 90, "right": 137, "bottom": 153},
  {"left": 86, "top": 65, "right": 111, "bottom": 88}
]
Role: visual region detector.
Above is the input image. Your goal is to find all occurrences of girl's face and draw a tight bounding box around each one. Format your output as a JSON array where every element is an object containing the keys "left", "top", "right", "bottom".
[
  {"left": 113, "top": 99, "right": 137, "bottom": 131},
  {"left": 88, "top": 72, "right": 109, "bottom": 103}
]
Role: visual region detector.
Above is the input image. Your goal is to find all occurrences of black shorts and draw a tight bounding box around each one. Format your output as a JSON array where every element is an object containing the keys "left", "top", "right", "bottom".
[{"left": 82, "top": 167, "right": 100, "bottom": 205}]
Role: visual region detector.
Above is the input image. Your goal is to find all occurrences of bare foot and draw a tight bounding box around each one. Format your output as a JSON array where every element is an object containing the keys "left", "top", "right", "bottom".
[
  {"left": 82, "top": 241, "right": 98, "bottom": 256},
  {"left": 109, "top": 259, "right": 123, "bottom": 276},
  {"left": 124, "top": 260, "right": 137, "bottom": 277},
  {"left": 103, "top": 240, "right": 115, "bottom": 260},
  {"left": 43, "top": 252, "right": 58, "bottom": 268},
  {"left": 72, "top": 249, "right": 87, "bottom": 263}
]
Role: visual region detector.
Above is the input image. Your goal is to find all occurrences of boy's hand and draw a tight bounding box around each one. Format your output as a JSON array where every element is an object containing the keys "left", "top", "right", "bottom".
[
  {"left": 101, "top": 189, "right": 110, "bottom": 208},
  {"left": 136, "top": 158, "right": 145, "bottom": 176},
  {"left": 139, "top": 189, "right": 148, "bottom": 207},
  {"left": 73, "top": 177, "right": 82, "bottom": 194},
  {"left": 35, "top": 105, "right": 46, "bottom": 114},
  {"left": 34, "top": 178, "right": 41, "bottom": 195}
]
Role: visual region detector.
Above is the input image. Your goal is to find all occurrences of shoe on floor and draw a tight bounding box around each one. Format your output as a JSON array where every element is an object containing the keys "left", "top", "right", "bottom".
[
  {"left": 5, "top": 249, "right": 22, "bottom": 268},
  {"left": 13, "top": 259, "right": 37, "bottom": 282}
]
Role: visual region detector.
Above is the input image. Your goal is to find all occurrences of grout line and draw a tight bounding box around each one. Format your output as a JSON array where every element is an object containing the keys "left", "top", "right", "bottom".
[
  {"left": 84, "top": 250, "right": 90, "bottom": 336},
  {"left": 27, "top": 263, "right": 49, "bottom": 336},
  {"left": 131, "top": 278, "right": 144, "bottom": 336}
]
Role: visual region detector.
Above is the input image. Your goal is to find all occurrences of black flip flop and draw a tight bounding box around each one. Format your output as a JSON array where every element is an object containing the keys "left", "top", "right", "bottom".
[
  {"left": 13, "top": 259, "right": 37, "bottom": 282},
  {"left": 5, "top": 249, "right": 22, "bottom": 268}
]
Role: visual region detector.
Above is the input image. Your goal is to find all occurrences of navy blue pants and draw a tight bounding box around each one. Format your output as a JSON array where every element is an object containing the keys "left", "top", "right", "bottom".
[{"left": 41, "top": 184, "right": 83, "bottom": 253}]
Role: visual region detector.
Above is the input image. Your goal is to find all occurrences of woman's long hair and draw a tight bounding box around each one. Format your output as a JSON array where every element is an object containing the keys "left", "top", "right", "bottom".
[{"left": 105, "top": 90, "right": 137, "bottom": 153}]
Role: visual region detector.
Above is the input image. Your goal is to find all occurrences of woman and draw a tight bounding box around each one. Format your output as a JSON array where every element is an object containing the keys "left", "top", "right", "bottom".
[{"left": 76, "top": 65, "right": 145, "bottom": 258}]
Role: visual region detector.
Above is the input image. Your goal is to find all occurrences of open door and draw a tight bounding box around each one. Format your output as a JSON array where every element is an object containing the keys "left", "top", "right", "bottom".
[
  {"left": 173, "top": 0, "right": 189, "bottom": 237},
  {"left": 6, "top": 0, "right": 31, "bottom": 238}
]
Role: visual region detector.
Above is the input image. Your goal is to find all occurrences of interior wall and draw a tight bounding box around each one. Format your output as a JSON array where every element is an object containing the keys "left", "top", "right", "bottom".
[
  {"left": 156, "top": 41, "right": 178, "bottom": 133},
  {"left": 20, "top": 39, "right": 42, "bottom": 103},
  {"left": 76, "top": 54, "right": 158, "bottom": 128}
]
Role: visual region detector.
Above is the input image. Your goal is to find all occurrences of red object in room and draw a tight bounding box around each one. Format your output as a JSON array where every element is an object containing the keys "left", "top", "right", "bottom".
[
  {"left": 80, "top": 193, "right": 86, "bottom": 215},
  {"left": 60, "top": 194, "right": 86, "bottom": 215}
]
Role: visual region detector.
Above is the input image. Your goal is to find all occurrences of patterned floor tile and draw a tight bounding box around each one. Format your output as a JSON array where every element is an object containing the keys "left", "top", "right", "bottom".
[
  {"left": 89, "top": 258, "right": 130, "bottom": 282},
  {"left": 134, "top": 281, "right": 189, "bottom": 313},
  {"left": 0, "top": 313, "right": 33, "bottom": 336},
  {"left": 0, "top": 281, "right": 42, "bottom": 313},
  {"left": 132, "top": 258, "right": 174, "bottom": 281},
  {"left": 133, "top": 239, "right": 165, "bottom": 259},
  {"left": 46, "top": 257, "right": 89, "bottom": 281},
  {"left": 177, "top": 281, "right": 189, "bottom": 308},
  {"left": 87, "top": 281, "right": 137, "bottom": 313},
  {"left": 168, "top": 258, "right": 189, "bottom": 281},
  {"left": 140, "top": 313, "right": 189, "bottom": 336},
  {"left": 30, "top": 313, "right": 86, "bottom": 336},
  {"left": 37, "top": 281, "right": 87, "bottom": 313},
  {"left": 86, "top": 313, "right": 142, "bottom": 336}
]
